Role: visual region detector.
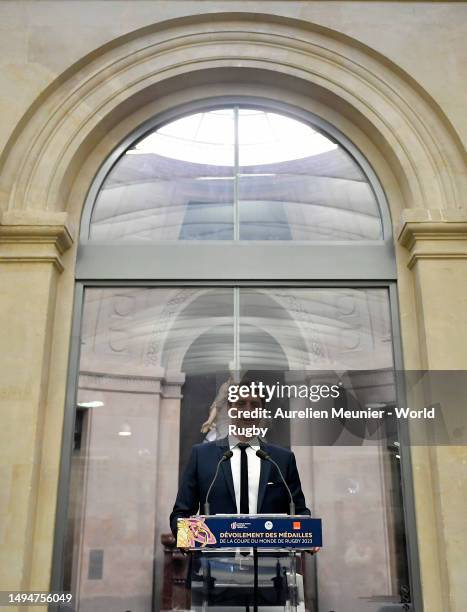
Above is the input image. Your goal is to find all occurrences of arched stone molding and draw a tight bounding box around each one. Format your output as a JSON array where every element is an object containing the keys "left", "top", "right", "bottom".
[
  {"left": 157, "top": 288, "right": 311, "bottom": 373},
  {"left": 0, "top": 12, "right": 465, "bottom": 225}
]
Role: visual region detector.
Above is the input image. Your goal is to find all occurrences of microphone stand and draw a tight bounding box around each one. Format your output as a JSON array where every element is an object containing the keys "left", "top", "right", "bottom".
[{"left": 204, "top": 449, "right": 233, "bottom": 515}]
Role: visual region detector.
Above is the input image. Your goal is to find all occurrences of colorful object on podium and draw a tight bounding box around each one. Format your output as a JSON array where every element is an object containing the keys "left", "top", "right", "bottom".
[
  {"left": 177, "top": 517, "right": 217, "bottom": 548},
  {"left": 177, "top": 515, "right": 322, "bottom": 549}
]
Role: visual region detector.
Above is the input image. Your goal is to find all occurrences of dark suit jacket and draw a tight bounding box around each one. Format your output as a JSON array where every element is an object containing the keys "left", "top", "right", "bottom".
[{"left": 170, "top": 438, "right": 311, "bottom": 535}]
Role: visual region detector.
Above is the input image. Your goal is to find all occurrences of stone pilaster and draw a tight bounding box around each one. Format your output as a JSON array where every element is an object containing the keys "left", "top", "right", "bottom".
[
  {"left": 398, "top": 208, "right": 467, "bottom": 612},
  {"left": 0, "top": 211, "right": 73, "bottom": 592}
]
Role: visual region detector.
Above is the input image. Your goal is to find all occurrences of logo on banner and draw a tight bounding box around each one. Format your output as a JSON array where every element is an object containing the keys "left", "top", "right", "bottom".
[
  {"left": 231, "top": 521, "right": 250, "bottom": 529},
  {"left": 293, "top": 521, "right": 301, "bottom": 529},
  {"left": 265, "top": 521, "right": 273, "bottom": 530},
  {"left": 177, "top": 517, "right": 217, "bottom": 548}
]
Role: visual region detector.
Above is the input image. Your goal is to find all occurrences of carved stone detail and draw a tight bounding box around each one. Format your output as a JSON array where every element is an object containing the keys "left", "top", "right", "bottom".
[
  {"left": 0, "top": 211, "right": 74, "bottom": 271},
  {"left": 398, "top": 209, "right": 467, "bottom": 268}
]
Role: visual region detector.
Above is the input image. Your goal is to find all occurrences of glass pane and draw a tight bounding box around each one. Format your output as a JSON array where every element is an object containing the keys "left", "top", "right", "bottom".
[
  {"left": 238, "top": 109, "right": 382, "bottom": 240},
  {"left": 90, "top": 110, "right": 235, "bottom": 240},
  {"left": 89, "top": 107, "right": 384, "bottom": 241},
  {"left": 239, "top": 287, "right": 393, "bottom": 370},
  {"left": 190, "top": 551, "right": 301, "bottom": 610},
  {"left": 238, "top": 288, "right": 407, "bottom": 612},
  {"left": 64, "top": 287, "right": 408, "bottom": 612},
  {"left": 64, "top": 287, "right": 234, "bottom": 611}
]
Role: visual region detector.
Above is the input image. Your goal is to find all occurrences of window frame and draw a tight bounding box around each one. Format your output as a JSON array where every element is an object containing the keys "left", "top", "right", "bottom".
[
  {"left": 77, "top": 97, "right": 396, "bottom": 282},
  {"left": 52, "top": 98, "right": 423, "bottom": 611},
  {"left": 52, "top": 280, "right": 422, "bottom": 612}
]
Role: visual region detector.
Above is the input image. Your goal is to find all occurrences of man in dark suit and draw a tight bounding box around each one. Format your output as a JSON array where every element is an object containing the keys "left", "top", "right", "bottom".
[{"left": 170, "top": 390, "right": 311, "bottom": 538}]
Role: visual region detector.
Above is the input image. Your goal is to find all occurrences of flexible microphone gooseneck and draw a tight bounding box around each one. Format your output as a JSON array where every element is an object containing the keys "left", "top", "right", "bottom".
[
  {"left": 256, "top": 449, "right": 296, "bottom": 515},
  {"left": 204, "top": 449, "right": 233, "bottom": 515}
]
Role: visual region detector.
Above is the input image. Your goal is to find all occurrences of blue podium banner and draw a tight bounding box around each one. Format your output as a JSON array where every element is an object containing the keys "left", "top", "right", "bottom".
[{"left": 177, "top": 515, "right": 322, "bottom": 549}]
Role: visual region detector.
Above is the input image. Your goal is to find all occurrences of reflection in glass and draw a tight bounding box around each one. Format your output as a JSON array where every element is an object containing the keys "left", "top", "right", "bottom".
[
  {"left": 190, "top": 552, "right": 302, "bottom": 610},
  {"left": 64, "top": 287, "right": 408, "bottom": 612},
  {"left": 65, "top": 288, "right": 234, "bottom": 611},
  {"left": 237, "top": 109, "right": 381, "bottom": 240},
  {"left": 89, "top": 108, "right": 383, "bottom": 241},
  {"left": 91, "top": 110, "right": 235, "bottom": 240}
]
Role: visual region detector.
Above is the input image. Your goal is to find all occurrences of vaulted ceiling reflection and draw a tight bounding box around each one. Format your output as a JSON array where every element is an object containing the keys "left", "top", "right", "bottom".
[
  {"left": 90, "top": 108, "right": 382, "bottom": 241},
  {"left": 79, "top": 287, "right": 393, "bottom": 373}
]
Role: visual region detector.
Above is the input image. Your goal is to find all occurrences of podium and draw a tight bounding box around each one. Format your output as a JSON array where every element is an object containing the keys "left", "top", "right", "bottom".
[{"left": 177, "top": 515, "right": 322, "bottom": 612}]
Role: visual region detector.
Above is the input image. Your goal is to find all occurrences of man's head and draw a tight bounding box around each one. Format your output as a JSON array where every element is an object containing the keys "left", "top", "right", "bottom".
[{"left": 229, "top": 392, "right": 262, "bottom": 425}]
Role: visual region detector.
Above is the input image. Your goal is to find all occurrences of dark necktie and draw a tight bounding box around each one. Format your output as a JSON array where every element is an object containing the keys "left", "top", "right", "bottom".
[{"left": 238, "top": 443, "right": 249, "bottom": 514}]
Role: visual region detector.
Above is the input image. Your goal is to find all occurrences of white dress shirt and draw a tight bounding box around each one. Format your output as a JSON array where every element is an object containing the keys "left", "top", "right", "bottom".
[{"left": 228, "top": 435, "right": 261, "bottom": 514}]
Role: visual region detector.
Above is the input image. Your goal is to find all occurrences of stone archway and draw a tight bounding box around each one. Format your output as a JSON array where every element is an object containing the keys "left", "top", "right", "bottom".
[
  {"left": 0, "top": 13, "right": 465, "bottom": 610},
  {"left": 0, "top": 14, "right": 464, "bottom": 218}
]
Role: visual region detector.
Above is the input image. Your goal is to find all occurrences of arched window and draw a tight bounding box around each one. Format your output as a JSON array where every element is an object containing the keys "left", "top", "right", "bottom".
[
  {"left": 60, "top": 101, "right": 411, "bottom": 612},
  {"left": 87, "top": 107, "right": 386, "bottom": 242},
  {"left": 77, "top": 101, "right": 395, "bottom": 281}
]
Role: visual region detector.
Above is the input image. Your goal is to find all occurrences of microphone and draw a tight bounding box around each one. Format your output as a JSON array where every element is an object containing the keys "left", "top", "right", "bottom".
[
  {"left": 256, "top": 449, "right": 296, "bottom": 515},
  {"left": 204, "top": 449, "right": 233, "bottom": 515}
]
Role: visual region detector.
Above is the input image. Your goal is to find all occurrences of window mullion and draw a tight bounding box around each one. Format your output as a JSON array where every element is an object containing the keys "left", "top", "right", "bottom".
[
  {"left": 233, "top": 287, "right": 240, "bottom": 370},
  {"left": 234, "top": 106, "right": 240, "bottom": 241}
]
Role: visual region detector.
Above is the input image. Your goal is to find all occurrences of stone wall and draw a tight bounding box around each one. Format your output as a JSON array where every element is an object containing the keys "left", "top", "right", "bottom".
[{"left": 0, "top": 3, "right": 466, "bottom": 611}]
